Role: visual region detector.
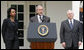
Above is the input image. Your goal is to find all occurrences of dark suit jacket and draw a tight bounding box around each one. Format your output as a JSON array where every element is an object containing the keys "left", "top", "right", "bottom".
[
  {"left": 60, "top": 19, "right": 82, "bottom": 47},
  {"left": 2, "top": 18, "right": 18, "bottom": 43},
  {"left": 30, "top": 15, "right": 50, "bottom": 22}
]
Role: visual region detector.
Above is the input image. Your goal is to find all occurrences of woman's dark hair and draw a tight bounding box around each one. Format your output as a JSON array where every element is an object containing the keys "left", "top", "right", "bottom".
[{"left": 7, "top": 7, "right": 16, "bottom": 18}]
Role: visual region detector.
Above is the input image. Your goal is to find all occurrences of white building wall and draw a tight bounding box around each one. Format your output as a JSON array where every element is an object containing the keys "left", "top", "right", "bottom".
[{"left": 72, "top": 1, "right": 80, "bottom": 21}]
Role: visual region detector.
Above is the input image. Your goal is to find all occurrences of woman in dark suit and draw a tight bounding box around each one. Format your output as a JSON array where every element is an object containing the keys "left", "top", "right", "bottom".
[{"left": 2, "top": 7, "right": 19, "bottom": 49}]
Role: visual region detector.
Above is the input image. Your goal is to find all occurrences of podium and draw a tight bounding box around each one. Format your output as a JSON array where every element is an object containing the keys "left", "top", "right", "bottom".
[{"left": 27, "top": 23, "right": 57, "bottom": 49}]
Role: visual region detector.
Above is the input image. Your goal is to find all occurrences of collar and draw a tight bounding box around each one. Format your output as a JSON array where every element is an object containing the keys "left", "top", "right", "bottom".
[{"left": 68, "top": 19, "right": 74, "bottom": 24}]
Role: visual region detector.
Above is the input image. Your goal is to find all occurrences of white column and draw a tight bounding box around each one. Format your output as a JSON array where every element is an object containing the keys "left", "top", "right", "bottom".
[
  {"left": 72, "top": 1, "right": 83, "bottom": 49},
  {"left": 1, "top": 1, "right": 8, "bottom": 49},
  {"left": 72, "top": 1, "right": 80, "bottom": 21}
]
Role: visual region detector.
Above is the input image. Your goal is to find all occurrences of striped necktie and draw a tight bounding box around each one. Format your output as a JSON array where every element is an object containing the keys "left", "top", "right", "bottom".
[
  {"left": 39, "top": 15, "right": 43, "bottom": 22},
  {"left": 70, "top": 20, "right": 73, "bottom": 29}
]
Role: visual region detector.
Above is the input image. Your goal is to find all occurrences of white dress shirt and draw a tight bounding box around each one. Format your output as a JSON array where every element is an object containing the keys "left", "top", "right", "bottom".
[
  {"left": 68, "top": 19, "right": 74, "bottom": 25},
  {"left": 37, "top": 15, "right": 43, "bottom": 23}
]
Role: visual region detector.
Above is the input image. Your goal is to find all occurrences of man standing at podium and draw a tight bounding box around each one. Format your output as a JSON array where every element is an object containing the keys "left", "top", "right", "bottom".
[
  {"left": 60, "top": 10, "right": 82, "bottom": 49},
  {"left": 30, "top": 5, "right": 50, "bottom": 23},
  {"left": 30, "top": 5, "right": 54, "bottom": 49}
]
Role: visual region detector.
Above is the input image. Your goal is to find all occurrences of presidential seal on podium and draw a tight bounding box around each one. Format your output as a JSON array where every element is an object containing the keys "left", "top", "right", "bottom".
[{"left": 38, "top": 25, "right": 49, "bottom": 36}]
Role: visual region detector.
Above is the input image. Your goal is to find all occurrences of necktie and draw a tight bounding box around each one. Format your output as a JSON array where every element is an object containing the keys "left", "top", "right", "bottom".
[
  {"left": 70, "top": 20, "right": 73, "bottom": 29},
  {"left": 39, "top": 15, "right": 43, "bottom": 22}
]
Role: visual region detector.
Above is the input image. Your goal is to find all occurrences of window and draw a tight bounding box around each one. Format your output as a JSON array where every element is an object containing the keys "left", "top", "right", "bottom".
[
  {"left": 29, "top": 5, "right": 38, "bottom": 21},
  {"left": 11, "top": 5, "right": 24, "bottom": 46}
]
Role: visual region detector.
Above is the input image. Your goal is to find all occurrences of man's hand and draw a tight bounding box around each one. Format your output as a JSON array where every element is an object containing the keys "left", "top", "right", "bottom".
[
  {"left": 62, "top": 42, "right": 66, "bottom": 48},
  {"left": 78, "top": 41, "right": 82, "bottom": 46}
]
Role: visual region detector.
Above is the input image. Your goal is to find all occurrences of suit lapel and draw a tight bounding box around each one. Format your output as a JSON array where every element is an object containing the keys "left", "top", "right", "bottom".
[
  {"left": 35, "top": 15, "right": 39, "bottom": 22},
  {"left": 72, "top": 19, "right": 76, "bottom": 30},
  {"left": 66, "top": 19, "right": 71, "bottom": 30},
  {"left": 42, "top": 15, "right": 46, "bottom": 22}
]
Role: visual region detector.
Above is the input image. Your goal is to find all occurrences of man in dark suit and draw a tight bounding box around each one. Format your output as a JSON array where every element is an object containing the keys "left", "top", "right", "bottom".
[
  {"left": 30, "top": 5, "right": 54, "bottom": 49},
  {"left": 60, "top": 10, "right": 82, "bottom": 49}
]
